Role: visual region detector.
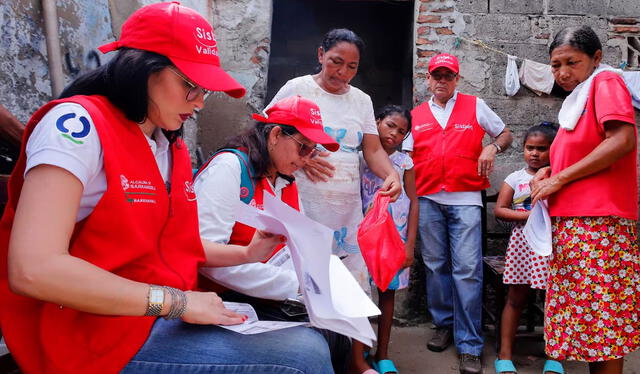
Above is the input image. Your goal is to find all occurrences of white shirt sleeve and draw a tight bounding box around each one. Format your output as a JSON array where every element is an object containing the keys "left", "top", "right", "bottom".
[
  {"left": 360, "top": 94, "right": 378, "bottom": 135},
  {"left": 476, "top": 98, "right": 506, "bottom": 138},
  {"left": 503, "top": 170, "right": 519, "bottom": 191},
  {"left": 26, "top": 103, "right": 102, "bottom": 186},
  {"left": 200, "top": 262, "right": 299, "bottom": 300},
  {"left": 402, "top": 133, "right": 414, "bottom": 152},
  {"left": 403, "top": 152, "right": 414, "bottom": 170},
  {"left": 194, "top": 152, "right": 299, "bottom": 300},
  {"left": 194, "top": 153, "right": 242, "bottom": 244}
]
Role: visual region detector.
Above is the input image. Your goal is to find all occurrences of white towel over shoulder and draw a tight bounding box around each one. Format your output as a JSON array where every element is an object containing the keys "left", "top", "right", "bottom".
[{"left": 558, "top": 64, "right": 623, "bottom": 131}]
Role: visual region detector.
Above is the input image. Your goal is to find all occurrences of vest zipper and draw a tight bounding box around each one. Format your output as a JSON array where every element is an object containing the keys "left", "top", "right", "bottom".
[
  {"left": 157, "top": 194, "right": 187, "bottom": 290},
  {"left": 441, "top": 128, "right": 446, "bottom": 190}
]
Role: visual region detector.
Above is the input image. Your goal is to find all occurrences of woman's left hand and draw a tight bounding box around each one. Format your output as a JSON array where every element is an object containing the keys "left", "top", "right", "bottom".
[
  {"left": 301, "top": 151, "right": 335, "bottom": 182},
  {"left": 531, "top": 174, "right": 564, "bottom": 206},
  {"left": 245, "top": 230, "right": 286, "bottom": 263},
  {"left": 378, "top": 172, "right": 402, "bottom": 202}
]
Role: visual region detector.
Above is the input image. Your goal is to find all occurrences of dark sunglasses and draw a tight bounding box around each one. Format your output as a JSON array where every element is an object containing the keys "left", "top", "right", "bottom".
[{"left": 285, "top": 133, "right": 317, "bottom": 157}]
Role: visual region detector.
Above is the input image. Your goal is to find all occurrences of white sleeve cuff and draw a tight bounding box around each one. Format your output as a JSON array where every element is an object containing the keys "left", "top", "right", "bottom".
[
  {"left": 200, "top": 263, "right": 299, "bottom": 300},
  {"left": 25, "top": 147, "right": 92, "bottom": 186}
]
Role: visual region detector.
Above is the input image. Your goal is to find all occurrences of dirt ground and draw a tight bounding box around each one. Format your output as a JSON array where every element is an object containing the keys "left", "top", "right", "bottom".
[{"left": 382, "top": 324, "right": 640, "bottom": 374}]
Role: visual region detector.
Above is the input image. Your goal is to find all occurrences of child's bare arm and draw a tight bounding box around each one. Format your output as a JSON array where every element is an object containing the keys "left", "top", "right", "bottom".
[
  {"left": 494, "top": 182, "right": 530, "bottom": 222},
  {"left": 402, "top": 168, "right": 418, "bottom": 268}
]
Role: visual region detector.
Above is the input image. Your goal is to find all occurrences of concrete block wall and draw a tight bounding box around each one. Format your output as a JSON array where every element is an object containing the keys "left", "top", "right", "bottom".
[
  {"left": 0, "top": 0, "right": 113, "bottom": 124},
  {"left": 196, "top": 0, "right": 273, "bottom": 160},
  {"left": 413, "top": 0, "right": 639, "bottom": 206}
]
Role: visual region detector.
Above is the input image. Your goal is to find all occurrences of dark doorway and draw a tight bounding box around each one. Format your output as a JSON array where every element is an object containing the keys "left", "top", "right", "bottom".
[{"left": 266, "top": 0, "right": 414, "bottom": 111}]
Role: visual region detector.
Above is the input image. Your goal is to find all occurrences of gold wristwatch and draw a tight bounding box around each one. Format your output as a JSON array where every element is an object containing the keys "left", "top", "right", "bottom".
[{"left": 144, "top": 285, "right": 164, "bottom": 316}]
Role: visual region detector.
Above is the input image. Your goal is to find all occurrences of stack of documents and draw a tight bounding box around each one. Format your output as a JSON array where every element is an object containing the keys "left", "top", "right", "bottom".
[{"left": 235, "top": 193, "right": 380, "bottom": 346}]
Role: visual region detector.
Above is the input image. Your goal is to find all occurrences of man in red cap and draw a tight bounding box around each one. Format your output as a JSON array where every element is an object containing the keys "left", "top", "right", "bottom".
[{"left": 403, "top": 53, "right": 512, "bottom": 374}]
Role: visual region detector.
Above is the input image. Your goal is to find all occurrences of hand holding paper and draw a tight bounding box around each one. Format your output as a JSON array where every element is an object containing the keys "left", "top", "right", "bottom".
[{"left": 236, "top": 193, "right": 380, "bottom": 346}]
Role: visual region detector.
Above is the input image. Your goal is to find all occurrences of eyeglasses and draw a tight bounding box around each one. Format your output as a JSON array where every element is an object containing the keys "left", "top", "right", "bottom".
[
  {"left": 429, "top": 72, "right": 457, "bottom": 82},
  {"left": 168, "top": 68, "right": 210, "bottom": 102},
  {"left": 285, "top": 133, "right": 317, "bottom": 158}
]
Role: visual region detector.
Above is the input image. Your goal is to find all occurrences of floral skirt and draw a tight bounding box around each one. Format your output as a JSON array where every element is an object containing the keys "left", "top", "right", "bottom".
[{"left": 545, "top": 216, "right": 640, "bottom": 362}]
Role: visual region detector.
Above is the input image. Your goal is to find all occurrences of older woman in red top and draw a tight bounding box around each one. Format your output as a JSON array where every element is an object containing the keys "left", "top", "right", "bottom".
[{"left": 531, "top": 25, "right": 640, "bottom": 374}]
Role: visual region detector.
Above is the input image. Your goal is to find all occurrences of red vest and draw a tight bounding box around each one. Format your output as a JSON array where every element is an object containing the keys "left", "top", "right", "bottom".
[
  {"left": 411, "top": 93, "right": 489, "bottom": 196},
  {"left": 228, "top": 177, "right": 300, "bottom": 254},
  {"left": 0, "top": 96, "right": 205, "bottom": 374}
]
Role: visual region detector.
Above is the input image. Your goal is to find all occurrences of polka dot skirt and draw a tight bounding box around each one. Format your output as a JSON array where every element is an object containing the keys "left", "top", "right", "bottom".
[{"left": 503, "top": 224, "right": 549, "bottom": 290}]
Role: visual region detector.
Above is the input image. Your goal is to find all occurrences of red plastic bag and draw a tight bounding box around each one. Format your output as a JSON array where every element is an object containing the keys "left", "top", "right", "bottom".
[{"left": 357, "top": 192, "right": 406, "bottom": 291}]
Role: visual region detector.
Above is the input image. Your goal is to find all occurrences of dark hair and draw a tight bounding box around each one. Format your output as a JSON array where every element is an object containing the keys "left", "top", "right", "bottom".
[
  {"left": 223, "top": 123, "right": 299, "bottom": 180},
  {"left": 59, "top": 48, "right": 183, "bottom": 143},
  {"left": 523, "top": 121, "right": 558, "bottom": 147},
  {"left": 549, "top": 26, "right": 602, "bottom": 57},
  {"left": 375, "top": 104, "right": 412, "bottom": 134},
  {"left": 321, "top": 28, "right": 365, "bottom": 55}
]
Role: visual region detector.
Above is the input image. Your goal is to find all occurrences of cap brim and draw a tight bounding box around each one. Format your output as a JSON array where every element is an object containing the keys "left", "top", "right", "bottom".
[
  {"left": 252, "top": 113, "right": 339, "bottom": 152},
  {"left": 298, "top": 127, "right": 339, "bottom": 152},
  {"left": 98, "top": 41, "right": 118, "bottom": 54},
  {"left": 252, "top": 113, "right": 269, "bottom": 123},
  {"left": 429, "top": 65, "right": 459, "bottom": 74},
  {"left": 171, "top": 57, "right": 246, "bottom": 98}
]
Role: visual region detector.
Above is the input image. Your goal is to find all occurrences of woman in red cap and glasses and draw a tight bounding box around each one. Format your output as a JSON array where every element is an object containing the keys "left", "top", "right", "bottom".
[
  {"left": 0, "top": 3, "right": 334, "bottom": 374},
  {"left": 194, "top": 95, "right": 350, "bottom": 373}
]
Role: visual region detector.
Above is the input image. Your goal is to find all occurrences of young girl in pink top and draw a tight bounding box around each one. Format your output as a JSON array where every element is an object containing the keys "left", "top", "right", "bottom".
[{"left": 494, "top": 122, "right": 562, "bottom": 374}]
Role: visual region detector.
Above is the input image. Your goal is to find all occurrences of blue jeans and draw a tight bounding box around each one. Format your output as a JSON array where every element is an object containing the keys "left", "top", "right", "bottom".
[
  {"left": 121, "top": 319, "right": 334, "bottom": 374},
  {"left": 418, "top": 198, "right": 483, "bottom": 356}
]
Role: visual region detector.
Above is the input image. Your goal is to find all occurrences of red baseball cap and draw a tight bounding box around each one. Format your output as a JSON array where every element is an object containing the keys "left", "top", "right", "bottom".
[
  {"left": 253, "top": 96, "right": 339, "bottom": 152},
  {"left": 98, "top": 2, "right": 246, "bottom": 98},
  {"left": 428, "top": 53, "right": 460, "bottom": 74}
]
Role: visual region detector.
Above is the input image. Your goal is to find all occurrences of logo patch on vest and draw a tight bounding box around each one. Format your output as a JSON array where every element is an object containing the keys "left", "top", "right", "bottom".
[
  {"left": 184, "top": 181, "right": 197, "bottom": 201},
  {"left": 120, "top": 174, "right": 158, "bottom": 204},
  {"left": 453, "top": 123, "right": 473, "bottom": 131},
  {"left": 56, "top": 113, "right": 91, "bottom": 144},
  {"left": 414, "top": 123, "right": 435, "bottom": 132},
  {"left": 240, "top": 186, "right": 250, "bottom": 199}
]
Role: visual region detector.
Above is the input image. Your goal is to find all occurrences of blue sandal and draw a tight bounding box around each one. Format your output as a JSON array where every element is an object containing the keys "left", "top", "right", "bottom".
[
  {"left": 543, "top": 360, "right": 564, "bottom": 374},
  {"left": 495, "top": 359, "right": 518, "bottom": 373},
  {"left": 373, "top": 359, "right": 398, "bottom": 374}
]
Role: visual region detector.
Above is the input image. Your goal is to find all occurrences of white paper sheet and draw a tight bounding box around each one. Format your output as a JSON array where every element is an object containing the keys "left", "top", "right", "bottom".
[
  {"left": 235, "top": 193, "right": 380, "bottom": 346},
  {"left": 219, "top": 302, "right": 309, "bottom": 335}
]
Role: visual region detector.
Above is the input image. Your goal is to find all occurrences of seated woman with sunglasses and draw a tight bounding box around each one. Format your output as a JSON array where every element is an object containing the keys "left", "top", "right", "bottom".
[
  {"left": 194, "top": 95, "right": 338, "bottom": 301},
  {"left": 194, "top": 95, "right": 351, "bottom": 373}
]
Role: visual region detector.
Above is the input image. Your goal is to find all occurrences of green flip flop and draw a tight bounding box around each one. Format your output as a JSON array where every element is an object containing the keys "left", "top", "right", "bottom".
[
  {"left": 543, "top": 360, "right": 564, "bottom": 374},
  {"left": 495, "top": 359, "right": 518, "bottom": 373},
  {"left": 375, "top": 359, "right": 398, "bottom": 374}
]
